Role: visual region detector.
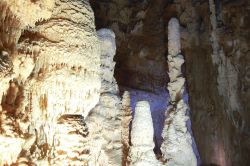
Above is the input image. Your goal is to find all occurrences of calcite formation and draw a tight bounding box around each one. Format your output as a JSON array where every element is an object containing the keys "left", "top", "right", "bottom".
[
  {"left": 0, "top": 0, "right": 100, "bottom": 165},
  {"left": 86, "top": 28, "right": 123, "bottom": 166},
  {"left": 129, "top": 101, "right": 162, "bottom": 166},
  {"left": 209, "top": 0, "right": 242, "bottom": 132},
  {"left": 121, "top": 91, "right": 132, "bottom": 166},
  {"left": 161, "top": 18, "right": 197, "bottom": 166},
  {"left": 0, "top": 51, "right": 12, "bottom": 78},
  {"left": 51, "top": 115, "right": 89, "bottom": 165},
  {"left": 1, "top": 0, "right": 250, "bottom": 165},
  {"left": 97, "top": 28, "right": 118, "bottom": 93},
  {"left": 18, "top": 0, "right": 100, "bottom": 164}
]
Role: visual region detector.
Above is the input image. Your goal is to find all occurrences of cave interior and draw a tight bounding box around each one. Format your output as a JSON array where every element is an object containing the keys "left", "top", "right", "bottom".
[{"left": 0, "top": 0, "right": 249, "bottom": 165}]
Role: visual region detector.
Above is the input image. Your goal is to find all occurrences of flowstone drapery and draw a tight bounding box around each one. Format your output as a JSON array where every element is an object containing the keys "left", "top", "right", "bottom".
[
  {"left": 0, "top": 0, "right": 101, "bottom": 164},
  {"left": 17, "top": 0, "right": 100, "bottom": 164}
]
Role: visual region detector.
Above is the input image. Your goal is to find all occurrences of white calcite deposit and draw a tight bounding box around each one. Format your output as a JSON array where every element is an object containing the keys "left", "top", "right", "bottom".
[
  {"left": 86, "top": 28, "right": 123, "bottom": 166},
  {"left": 161, "top": 18, "right": 197, "bottom": 166},
  {"left": 0, "top": 1, "right": 201, "bottom": 165},
  {"left": 129, "top": 101, "right": 162, "bottom": 166},
  {"left": 0, "top": 0, "right": 100, "bottom": 165}
]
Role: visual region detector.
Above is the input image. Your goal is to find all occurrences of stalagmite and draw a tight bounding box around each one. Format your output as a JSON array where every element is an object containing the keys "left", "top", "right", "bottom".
[
  {"left": 18, "top": 0, "right": 100, "bottom": 164},
  {"left": 129, "top": 101, "right": 162, "bottom": 166},
  {"left": 161, "top": 18, "right": 197, "bottom": 166},
  {"left": 86, "top": 28, "right": 123, "bottom": 166},
  {"left": 121, "top": 91, "right": 132, "bottom": 166}
]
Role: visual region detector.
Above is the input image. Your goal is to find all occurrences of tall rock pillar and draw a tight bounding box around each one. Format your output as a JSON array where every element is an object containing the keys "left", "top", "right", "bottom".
[{"left": 161, "top": 18, "right": 197, "bottom": 166}]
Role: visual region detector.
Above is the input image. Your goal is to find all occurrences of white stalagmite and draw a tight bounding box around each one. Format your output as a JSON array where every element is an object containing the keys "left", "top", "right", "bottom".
[
  {"left": 87, "top": 28, "right": 123, "bottom": 166},
  {"left": 161, "top": 18, "right": 197, "bottom": 166},
  {"left": 97, "top": 28, "right": 118, "bottom": 93},
  {"left": 129, "top": 101, "right": 162, "bottom": 166},
  {"left": 20, "top": 0, "right": 100, "bottom": 163},
  {"left": 168, "top": 18, "right": 181, "bottom": 57}
]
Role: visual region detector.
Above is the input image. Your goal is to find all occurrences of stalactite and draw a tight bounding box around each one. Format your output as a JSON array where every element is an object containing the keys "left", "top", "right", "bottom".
[
  {"left": 1, "top": 0, "right": 54, "bottom": 28},
  {"left": 161, "top": 18, "right": 197, "bottom": 166},
  {"left": 51, "top": 115, "right": 89, "bottom": 165},
  {"left": 0, "top": 109, "right": 25, "bottom": 165},
  {"left": 0, "top": 51, "right": 12, "bottom": 78}
]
